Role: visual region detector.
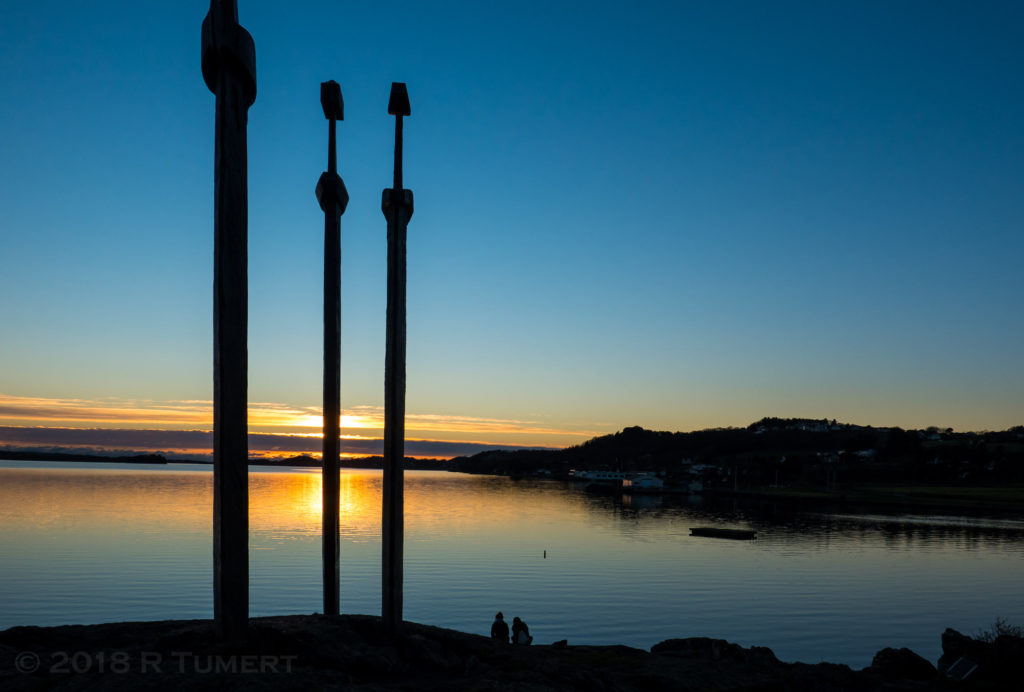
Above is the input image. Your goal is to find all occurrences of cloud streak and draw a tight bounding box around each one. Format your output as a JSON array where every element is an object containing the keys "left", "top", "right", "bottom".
[
  {"left": 0, "top": 394, "right": 211, "bottom": 426},
  {"left": 0, "top": 393, "right": 598, "bottom": 444},
  {"left": 0, "top": 394, "right": 322, "bottom": 430}
]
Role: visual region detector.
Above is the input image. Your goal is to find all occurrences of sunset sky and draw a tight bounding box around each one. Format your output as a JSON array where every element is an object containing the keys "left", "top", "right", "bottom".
[{"left": 1, "top": 1, "right": 1022, "bottom": 459}]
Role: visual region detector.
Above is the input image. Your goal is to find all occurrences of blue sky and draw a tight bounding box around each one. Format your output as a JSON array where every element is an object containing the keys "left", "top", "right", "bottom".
[{"left": 1, "top": 1, "right": 1022, "bottom": 456}]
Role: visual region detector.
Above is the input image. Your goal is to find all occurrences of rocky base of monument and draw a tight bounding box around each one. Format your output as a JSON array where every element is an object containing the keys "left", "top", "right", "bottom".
[{"left": 0, "top": 615, "right": 1019, "bottom": 690}]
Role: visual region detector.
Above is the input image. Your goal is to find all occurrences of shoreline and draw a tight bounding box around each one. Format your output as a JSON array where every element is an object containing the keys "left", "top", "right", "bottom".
[
  {"left": 2, "top": 614, "right": 1005, "bottom": 690},
  {"left": 4, "top": 457, "right": 1022, "bottom": 517}
]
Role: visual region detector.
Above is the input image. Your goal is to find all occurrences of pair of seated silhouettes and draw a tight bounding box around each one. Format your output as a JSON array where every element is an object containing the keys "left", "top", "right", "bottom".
[{"left": 490, "top": 612, "right": 532, "bottom": 644}]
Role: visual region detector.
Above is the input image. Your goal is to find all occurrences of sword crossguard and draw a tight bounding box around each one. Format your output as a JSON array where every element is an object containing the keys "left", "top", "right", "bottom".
[
  {"left": 317, "top": 172, "right": 349, "bottom": 216},
  {"left": 201, "top": 0, "right": 257, "bottom": 106},
  {"left": 381, "top": 188, "right": 414, "bottom": 216}
]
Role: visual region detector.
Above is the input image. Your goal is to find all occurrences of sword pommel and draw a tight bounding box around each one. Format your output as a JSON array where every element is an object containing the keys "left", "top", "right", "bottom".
[
  {"left": 321, "top": 81, "right": 344, "bottom": 121},
  {"left": 388, "top": 82, "right": 410, "bottom": 117}
]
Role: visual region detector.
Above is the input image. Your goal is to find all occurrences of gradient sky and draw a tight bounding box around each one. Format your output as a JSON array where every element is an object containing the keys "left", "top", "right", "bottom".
[{"left": 1, "top": 1, "right": 1022, "bottom": 458}]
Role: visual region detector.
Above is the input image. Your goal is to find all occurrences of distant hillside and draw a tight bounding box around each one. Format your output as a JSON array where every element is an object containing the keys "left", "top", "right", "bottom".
[
  {"left": 0, "top": 450, "right": 172, "bottom": 464},
  {"left": 450, "top": 418, "right": 1024, "bottom": 486}
]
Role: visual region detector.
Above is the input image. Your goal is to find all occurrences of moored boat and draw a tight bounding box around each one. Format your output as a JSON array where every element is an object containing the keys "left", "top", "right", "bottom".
[{"left": 690, "top": 527, "right": 757, "bottom": 540}]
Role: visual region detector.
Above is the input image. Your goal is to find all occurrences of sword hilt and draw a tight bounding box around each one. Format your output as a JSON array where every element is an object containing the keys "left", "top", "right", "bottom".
[
  {"left": 388, "top": 83, "right": 411, "bottom": 190},
  {"left": 320, "top": 81, "right": 344, "bottom": 176},
  {"left": 317, "top": 80, "right": 348, "bottom": 217}
]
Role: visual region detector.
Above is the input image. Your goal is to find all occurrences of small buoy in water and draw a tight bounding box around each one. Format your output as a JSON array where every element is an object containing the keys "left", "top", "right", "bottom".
[{"left": 543, "top": 550, "right": 547, "bottom": 558}]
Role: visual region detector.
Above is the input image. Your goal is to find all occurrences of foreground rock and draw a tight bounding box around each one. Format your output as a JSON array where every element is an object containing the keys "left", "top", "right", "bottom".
[
  {"left": 938, "top": 627, "right": 1024, "bottom": 688},
  {"left": 0, "top": 615, "right": 1007, "bottom": 690},
  {"left": 866, "top": 647, "right": 938, "bottom": 682}
]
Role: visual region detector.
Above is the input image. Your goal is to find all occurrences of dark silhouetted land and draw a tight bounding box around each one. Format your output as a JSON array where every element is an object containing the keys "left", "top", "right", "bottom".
[
  {"left": 450, "top": 418, "right": 1024, "bottom": 512},
  {"left": 4, "top": 614, "right": 1020, "bottom": 690}
]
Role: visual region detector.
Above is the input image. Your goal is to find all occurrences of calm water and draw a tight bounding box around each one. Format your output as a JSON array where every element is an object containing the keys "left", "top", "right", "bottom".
[{"left": 1, "top": 461, "right": 1022, "bottom": 668}]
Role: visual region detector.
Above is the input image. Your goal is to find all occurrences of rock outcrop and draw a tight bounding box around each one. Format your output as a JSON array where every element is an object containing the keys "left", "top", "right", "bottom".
[
  {"left": 865, "top": 647, "right": 937, "bottom": 682},
  {"left": 938, "top": 627, "right": 1024, "bottom": 687}
]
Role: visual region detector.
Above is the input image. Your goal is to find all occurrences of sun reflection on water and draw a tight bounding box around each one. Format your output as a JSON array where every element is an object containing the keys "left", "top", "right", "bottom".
[{"left": 248, "top": 469, "right": 385, "bottom": 540}]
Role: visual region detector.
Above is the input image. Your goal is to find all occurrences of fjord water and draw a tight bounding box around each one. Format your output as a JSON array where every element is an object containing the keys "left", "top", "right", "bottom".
[{"left": 2, "top": 462, "right": 1022, "bottom": 668}]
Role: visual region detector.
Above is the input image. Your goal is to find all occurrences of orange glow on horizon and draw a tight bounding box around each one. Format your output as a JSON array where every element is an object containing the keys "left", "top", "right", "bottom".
[
  {"left": 0, "top": 393, "right": 591, "bottom": 456},
  {"left": 0, "top": 394, "right": 587, "bottom": 437},
  {"left": 289, "top": 413, "right": 378, "bottom": 429}
]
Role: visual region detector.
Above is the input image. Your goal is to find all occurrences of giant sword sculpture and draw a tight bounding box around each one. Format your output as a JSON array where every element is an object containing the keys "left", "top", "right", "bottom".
[
  {"left": 316, "top": 80, "right": 348, "bottom": 616},
  {"left": 201, "top": 0, "right": 256, "bottom": 640},
  {"left": 382, "top": 82, "right": 412, "bottom": 634}
]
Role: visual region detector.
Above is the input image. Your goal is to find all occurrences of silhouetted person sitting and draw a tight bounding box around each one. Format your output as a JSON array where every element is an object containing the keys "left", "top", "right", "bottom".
[
  {"left": 512, "top": 616, "right": 533, "bottom": 645},
  {"left": 490, "top": 612, "right": 509, "bottom": 642}
]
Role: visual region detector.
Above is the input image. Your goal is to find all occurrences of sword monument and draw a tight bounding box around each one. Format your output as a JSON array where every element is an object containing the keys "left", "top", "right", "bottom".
[
  {"left": 201, "top": 0, "right": 256, "bottom": 640},
  {"left": 316, "top": 80, "right": 348, "bottom": 616},
  {"left": 382, "top": 82, "right": 412, "bottom": 634}
]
